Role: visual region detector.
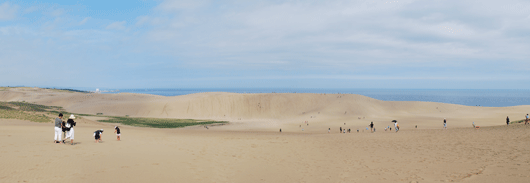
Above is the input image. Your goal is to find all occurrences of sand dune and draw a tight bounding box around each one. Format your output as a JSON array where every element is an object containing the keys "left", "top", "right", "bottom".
[
  {"left": 1, "top": 119, "right": 530, "bottom": 183},
  {"left": 2, "top": 88, "right": 530, "bottom": 182},
  {"left": 1, "top": 88, "right": 528, "bottom": 131}
]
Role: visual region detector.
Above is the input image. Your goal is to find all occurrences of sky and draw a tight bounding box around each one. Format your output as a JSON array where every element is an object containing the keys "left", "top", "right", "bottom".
[{"left": 0, "top": 0, "right": 529, "bottom": 89}]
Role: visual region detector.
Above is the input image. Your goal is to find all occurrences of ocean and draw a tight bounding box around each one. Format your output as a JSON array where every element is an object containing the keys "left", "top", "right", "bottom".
[{"left": 95, "top": 88, "right": 530, "bottom": 107}]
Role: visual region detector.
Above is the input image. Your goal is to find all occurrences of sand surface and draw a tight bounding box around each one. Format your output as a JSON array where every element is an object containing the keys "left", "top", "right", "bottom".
[{"left": 1, "top": 88, "right": 530, "bottom": 182}]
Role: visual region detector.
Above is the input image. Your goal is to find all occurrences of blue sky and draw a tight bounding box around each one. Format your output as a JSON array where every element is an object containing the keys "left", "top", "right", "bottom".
[{"left": 1, "top": 0, "right": 529, "bottom": 89}]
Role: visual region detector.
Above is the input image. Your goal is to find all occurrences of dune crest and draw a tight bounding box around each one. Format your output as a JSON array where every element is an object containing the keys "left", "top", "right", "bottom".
[{"left": 1, "top": 88, "right": 529, "bottom": 129}]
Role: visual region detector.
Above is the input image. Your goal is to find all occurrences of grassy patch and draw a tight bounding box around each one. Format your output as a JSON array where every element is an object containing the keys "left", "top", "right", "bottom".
[
  {"left": 0, "top": 108, "right": 51, "bottom": 123},
  {"left": 98, "top": 116, "right": 227, "bottom": 128},
  {"left": 510, "top": 120, "right": 525, "bottom": 124},
  {"left": 0, "top": 101, "right": 62, "bottom": 122},
  {"left": 7, "top": 101, "right": 62, "bottom": 112},
  {"left": 1, "top": 101, "right": 228, "bottom": 128}
]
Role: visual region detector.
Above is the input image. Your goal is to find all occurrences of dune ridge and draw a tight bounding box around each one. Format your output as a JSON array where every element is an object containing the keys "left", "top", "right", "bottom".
[{"left": 1, "top": 88, "right": 529, "bottom": 129}]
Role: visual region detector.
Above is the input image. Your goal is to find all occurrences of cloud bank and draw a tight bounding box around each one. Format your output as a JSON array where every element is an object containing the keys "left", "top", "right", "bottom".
[{"left": 0, "top": 0, "right": 529, "bottom": 89}]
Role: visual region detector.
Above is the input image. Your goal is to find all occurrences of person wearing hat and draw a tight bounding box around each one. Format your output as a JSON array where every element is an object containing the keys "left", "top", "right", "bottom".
[
  {"left": 114, "top": 126, "right": 121, "bottom": 141},
  {"left": 64, "top": 114, "right": 77, "bottom": 145},
  {"left": 94, "top": 129, "right": 104, "bottom": 143},
  {"left": 54, "top": 113, "right": 64, "bottom": 144}
]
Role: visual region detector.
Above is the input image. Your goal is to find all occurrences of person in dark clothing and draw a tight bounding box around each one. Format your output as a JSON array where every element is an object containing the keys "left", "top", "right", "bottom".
[
  {"left": 94, "top": 129, "right": 104, "bottom": 143},
  {"left": 61, "top": 121, "right": 67, "bottom": 143},
  {"left": 506, "top": 116, "right": 510, "bottom": 125},
  {"left": 369, "top": 122, "right": 374, "bottom": 132},
  {"left": 64, "top": 114, "right": 76, "bottom": 145},
  {"left": 340, "top": 127, "right": 342, "bottom": 133},
  {"left": 114, "top": 126, "right": 121, "bottom": 140}
]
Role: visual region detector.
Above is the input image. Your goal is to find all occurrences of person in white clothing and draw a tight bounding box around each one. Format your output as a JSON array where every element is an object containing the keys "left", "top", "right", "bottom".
[
  {"left": 64, "top": 114, "right": 77, "bottom": 145},
  {"left": 54, "top": 113, "right": 64, "bottom": 144}
]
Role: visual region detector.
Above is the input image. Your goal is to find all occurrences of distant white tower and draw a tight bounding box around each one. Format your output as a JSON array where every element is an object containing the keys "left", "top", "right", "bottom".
[{"left": 96, "top": 88, "right": 100, "bottom": 93}]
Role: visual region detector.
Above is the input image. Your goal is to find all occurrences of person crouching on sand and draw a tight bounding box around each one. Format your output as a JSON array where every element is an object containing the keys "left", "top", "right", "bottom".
[
  {"left": 114, "top": 126, "right": 121, "bottom": 141},
  {"left": 63, "top": 114, "right": 76, "bottom": 145},
  {"left": 54, "top": 113, "right": 64, "bottom": 144},
  {"left": 94, "top": 129, "right": 104, "bottom": 143}
]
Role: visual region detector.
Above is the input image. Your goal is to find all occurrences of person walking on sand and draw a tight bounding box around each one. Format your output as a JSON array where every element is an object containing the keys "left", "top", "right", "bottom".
[
  {"left": 63, "top": 114, "right": 76, "bottom": 145},
  {"left": 328, "top": 128, "right": 330, "bottom": 133},
  {"left": 94, "top": 129, "right": 104, "bottom": 143},
  {"left": 54, "top": 113, "right": 64, "bottom": 144},
  {"left": 369, "top": 122, "right": 374, "bottom": 132},
  {"left": 394, "top": 121, "right": 399, "bottom": 132},
  {"left": 340, "top": 127, "right": 342, "bottom": 133},
  {"left": 443, "top": 118, "right": 447, "bottom": 129},
  {"left": 506, "top": 116, "right": 510, "bottom": 125},
  {"left": 526, "top": 114, "right": 529, "bottom": 125},
  {"left": 114, "top": 126, "right": 121, "bottom": 140}
]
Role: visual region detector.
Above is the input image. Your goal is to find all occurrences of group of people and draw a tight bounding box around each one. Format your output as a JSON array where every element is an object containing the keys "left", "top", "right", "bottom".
[
  {"left": 54, "top": 113, "right": 76, "bottom": 145},
  {"left": 54, "top": 113, "right": 121, "bottom": 144}
]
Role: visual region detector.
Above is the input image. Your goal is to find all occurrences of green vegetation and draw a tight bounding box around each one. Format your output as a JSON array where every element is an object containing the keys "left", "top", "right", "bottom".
[
  {"left": 98, "top": 116, "right": 227, "bottom": 128},
  {"left": 510, "top": 120, "right": 525, "bottom": 124},
  {"left": 1, "top": 101, "right": 228, "bottom": 128},
  {"left": 7, "top": 101, "right": 63, "bottom": 112},
  {"left": 44, "top": 88, "right": 91, "bottom": 93},
  {"left": 0, "top": 101, "right": 65, "bottom": 123},
  {"left": 0, "top": 102, "right": 52, "bottom": 122}
]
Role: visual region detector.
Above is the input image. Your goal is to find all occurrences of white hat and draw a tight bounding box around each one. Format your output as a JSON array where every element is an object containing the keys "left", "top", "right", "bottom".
[
  {"left": 100, "top": 129, "right": 104, "bottom": 132},
  {"left": 69, "top": 114, "right": 76, "bottom": 119}
]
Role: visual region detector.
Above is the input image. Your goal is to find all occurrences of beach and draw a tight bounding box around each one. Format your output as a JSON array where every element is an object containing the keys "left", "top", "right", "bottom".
[{"left": 1, "top": 88, "right": 530, "bottom": 182}]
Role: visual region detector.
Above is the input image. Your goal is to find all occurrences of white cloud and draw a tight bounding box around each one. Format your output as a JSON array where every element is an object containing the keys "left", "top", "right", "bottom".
[
  {"left": 79, "top": 17, "right": 90, "bottom": 25},
  {"left": 0, "top": 2, "right": 18, "bottom": 21},
  {"left": 106, "top": 21, "right": 126, "bottom": 30},
  {"left": 156, "top": 0, "right": 207, "bottom": 11}
]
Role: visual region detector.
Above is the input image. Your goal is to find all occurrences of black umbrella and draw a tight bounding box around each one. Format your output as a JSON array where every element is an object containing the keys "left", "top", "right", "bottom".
[{"left": 392, "top": 120, "right": 397, "bottom": 123}]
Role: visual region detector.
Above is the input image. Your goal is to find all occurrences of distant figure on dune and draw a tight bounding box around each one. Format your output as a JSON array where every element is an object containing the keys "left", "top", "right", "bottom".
[
  {"left": 94, "top": 129, "right": 104, "bottom": 143},
  {"left": 54, "top": 113, "right": 64, "bottom": 144},
  {"left": 443, "top": 118, "right": 447, "bottom": 129},
  {"left": 340, "top": 127, "right": 342, "bottom": 133},
  {"left": 114, "top": 126, "right": 121, "bottom": 140},
  {"left": 506, "top": 116, "right": 510, "bottom": 125},
  {"left": 526, "top": 114, "right": 529, "bottom": 125},
  {"left": 279, "top": 128, "right": 282, "bottom": 133},
  {"left": 392, "top": 120, "right": 399, "bottom": 132},
  {"left": 328, "top": 128, "right": 330, "bottom": 133},
  {"left": 369, "top": 122, "right": 374, "bottom": 133}
]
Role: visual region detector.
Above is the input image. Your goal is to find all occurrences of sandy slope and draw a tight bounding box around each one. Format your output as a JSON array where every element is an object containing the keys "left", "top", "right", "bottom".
[
  {"left": 1, "top": 119, "right": 530, "bottom": 183},
  {"left": 2, "top": 88, "right": 530, "bottom": 182},
  {"left": 1, "top": 87, "right": 529, "bottom": 131}
]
